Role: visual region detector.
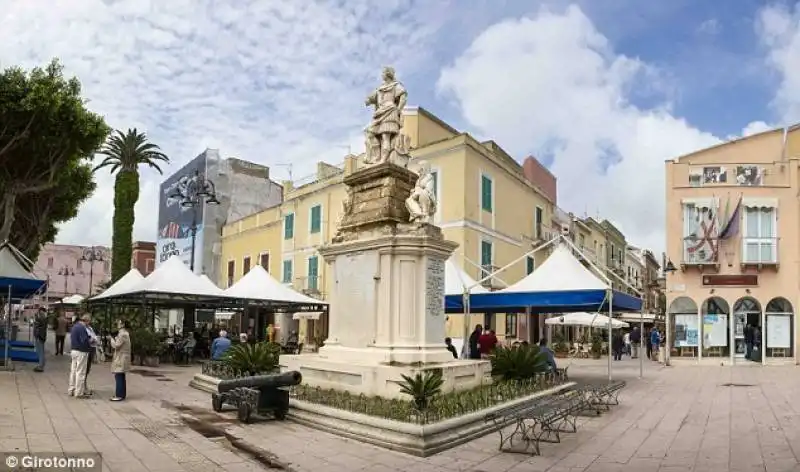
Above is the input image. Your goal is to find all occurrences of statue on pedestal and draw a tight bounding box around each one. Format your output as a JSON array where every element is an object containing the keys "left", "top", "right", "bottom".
[
  {"left": 364, "top": 66, "right": 411, "bottom": 167},
  {"left": 406, "top": 160, "right": 437, "bottom": 224}
]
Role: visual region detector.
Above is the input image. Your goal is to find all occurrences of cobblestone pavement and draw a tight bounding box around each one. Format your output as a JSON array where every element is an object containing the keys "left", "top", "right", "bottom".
[{"left": 4, "top": 335, "right": 800, "bottom": 471}]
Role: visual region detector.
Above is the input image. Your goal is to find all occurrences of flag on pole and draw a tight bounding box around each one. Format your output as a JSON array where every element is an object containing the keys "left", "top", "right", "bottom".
[{"left": 719, "top": 195, "right": 743, "bottom": 240}]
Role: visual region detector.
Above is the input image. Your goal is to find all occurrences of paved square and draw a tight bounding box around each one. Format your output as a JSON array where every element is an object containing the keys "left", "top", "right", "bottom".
[{"left": 4, "top": 337, "right": 800, "bottom": 471}]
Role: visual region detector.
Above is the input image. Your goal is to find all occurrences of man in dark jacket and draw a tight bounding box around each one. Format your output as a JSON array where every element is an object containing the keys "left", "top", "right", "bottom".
[
  {"left": 33, "top": 308, "right": 48, "bottom": 372},
  {"left": 468, "top": 324, "right": 483, "bottom": 359},
  {"left": 630, "top": 327, "right": 641, "bottom": 359},
  {"left": 68, "top": 314, "right": 93, "bottom": 397}
]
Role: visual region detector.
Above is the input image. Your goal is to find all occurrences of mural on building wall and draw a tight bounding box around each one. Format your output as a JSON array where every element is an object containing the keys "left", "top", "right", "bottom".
[
  {"left": 735, "top": 165, "right": 763, "bottom": 186},
  {"left": 685, "top": 204, "right": 718, "bottom": 263},
  {"left": 157, "top": 153, "right": 207, "bottom": 272},
  {"left": 702, "top": 166, "right": 727, "bottom": 184}
]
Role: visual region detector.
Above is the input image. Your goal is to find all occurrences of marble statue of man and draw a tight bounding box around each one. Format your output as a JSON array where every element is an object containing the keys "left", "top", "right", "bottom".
[
  {"left": 406, "top": 161, "right": 437, "bottom": 224},
  {"left": 364, "top": 66, "right": 408, "bottom": 165}
]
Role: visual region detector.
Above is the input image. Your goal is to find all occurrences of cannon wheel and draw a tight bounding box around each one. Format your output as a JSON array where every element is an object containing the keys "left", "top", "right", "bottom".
[
  {"left": 274, "top": 408, "right": 288, "bottom": 421},
  {"left": 237, "top": 403, "right": 252, "bottom": 423},
  {"left": 211, "top": 394, "right": 223, "bottom": 412}
]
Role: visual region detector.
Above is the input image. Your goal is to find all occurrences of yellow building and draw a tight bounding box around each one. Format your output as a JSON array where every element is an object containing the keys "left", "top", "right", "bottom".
[{"left": 219, "top": 106, "right": 642, "bottom": 347}]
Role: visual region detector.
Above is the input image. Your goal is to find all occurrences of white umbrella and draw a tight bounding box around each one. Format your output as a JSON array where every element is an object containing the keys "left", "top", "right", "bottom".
[{"left": 545, "top": 312, "right": 629, "bottom": 329}]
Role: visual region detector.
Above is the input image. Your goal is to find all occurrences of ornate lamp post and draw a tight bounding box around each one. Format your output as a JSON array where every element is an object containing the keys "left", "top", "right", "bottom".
[
  {"left": 57, "top": 266, "right": 75, "bottom": 296},
  {"left": 81, "top": 246, "right": 106, "bottom": 296},
  {"left": 662, "top": 259, "right": 677, "bottom": 366},
  {"left": 169, "top": 169, "right": 220, "bottom": 272}
]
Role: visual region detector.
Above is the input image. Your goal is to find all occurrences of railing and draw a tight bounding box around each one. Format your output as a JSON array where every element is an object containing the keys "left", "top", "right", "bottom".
[
  {"left": 741, "top": 237, "right": 779, "bottom": 264},
  {"left": 682, "top": 237, "right": 719, "bottom": 264}
]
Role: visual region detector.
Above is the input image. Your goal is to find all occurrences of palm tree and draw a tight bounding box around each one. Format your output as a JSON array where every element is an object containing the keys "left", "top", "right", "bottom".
[{"left": 94, "top": 129, "right": 169, "bottom": 282}]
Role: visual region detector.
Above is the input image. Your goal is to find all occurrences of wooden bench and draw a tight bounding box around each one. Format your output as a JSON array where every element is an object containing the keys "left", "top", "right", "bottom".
[{"left": 484, "top": 388, "right": 590, "bottom": 455}]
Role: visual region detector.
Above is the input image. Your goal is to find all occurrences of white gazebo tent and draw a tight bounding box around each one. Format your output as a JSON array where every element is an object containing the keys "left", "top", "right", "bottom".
[
  {"left": 127, "top": 257, "right": 227, "bottom": 298},
  {"left": 89, "top": 268, "right": 144, "bottom": 301}
]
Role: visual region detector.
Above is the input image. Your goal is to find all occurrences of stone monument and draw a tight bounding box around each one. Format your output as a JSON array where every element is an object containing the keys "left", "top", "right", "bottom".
[{"left": 281, "top": 67, "right": 489, "bottom": 398}]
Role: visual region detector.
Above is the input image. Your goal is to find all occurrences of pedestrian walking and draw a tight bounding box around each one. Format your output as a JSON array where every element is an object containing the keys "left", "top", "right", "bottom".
[
  {"left": 68, "top": 314, "right": 92, "bottom": 398},
  {"left": 650, "top": 327, "right": 661, "bottom": 361},
  {"left": 33, "top": 308, "right": 48, "bottom": 372},
  {"left": 83, "top": 317, "right": 99, "bottom": 395},
  {"left": 630, "top": 326, "right": 641, "bottom": 359},
  {"left": 623, "top": 330, "right": 631, "bottom": 357},
  {"left": 612, "top": 331, "right": 624, "bottom": 361},
  {"left": 108, "top": 319, "right": 131, "bottom": 402},
  {"left": 54, "top": 312, "right": 67, "bottom": 356}
]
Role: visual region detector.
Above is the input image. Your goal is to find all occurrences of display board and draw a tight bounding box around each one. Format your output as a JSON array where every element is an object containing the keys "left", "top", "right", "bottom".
[
  {"left": 703, "top": 314, "right": 728, "bottom": 347},
  {"left": 674, "top": 314, "right": 698, "bottom": 347},
  {"left": 767, "top": 315, "right": 791, "bottom": 349}
]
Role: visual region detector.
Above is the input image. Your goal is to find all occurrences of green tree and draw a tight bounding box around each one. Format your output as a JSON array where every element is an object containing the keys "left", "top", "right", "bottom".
[
  {"left": 0, "top": 60, "right": 109, "bottom": 257},
  {"left": 94, "top": 129, "right": 169, "bottom": 282}
]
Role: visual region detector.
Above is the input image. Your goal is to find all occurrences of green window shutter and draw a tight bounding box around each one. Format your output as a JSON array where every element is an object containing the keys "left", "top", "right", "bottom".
[
  {"left": 308, "top": 256, "right": 319, "bottom": 290},
  {"left": 284, "top": 214, "right": 295, "bottom": 239},
  {"left": 310, "top": 206, "right": 321, "bottom": 233},
  {"left": 526, "top": 256, "right": 535, "bottom": 275},
  {"left": 481, "top": 175, "right": 493, "bottom": 212},
  {"left": 481, "top": 240, "right": 492, "bottom": 266},
  {"left": 282, "top": 260, "right": 293, "bottom": 283},
  {"left": 431, "top": 171, "right": 438, "bottom": 199}
]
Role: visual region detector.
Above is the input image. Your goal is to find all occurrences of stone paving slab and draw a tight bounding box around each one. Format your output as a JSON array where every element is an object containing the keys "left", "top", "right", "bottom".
[{"left": 4, "top": 332, "right": 800, "bottom": 471}]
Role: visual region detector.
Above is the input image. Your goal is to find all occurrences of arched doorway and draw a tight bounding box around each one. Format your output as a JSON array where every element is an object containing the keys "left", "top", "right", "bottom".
[
  {"left": 670, "top": 297, "right": 699, "bottom": 358},
  {"left": 732, "top": 296, "right": 762, "bottom": 363},
  {"left": 765, "top": 297, "right": 793, "bottom": 359},
  {"left": 701, "top": 297, "right": 730, "bottom": 358}
]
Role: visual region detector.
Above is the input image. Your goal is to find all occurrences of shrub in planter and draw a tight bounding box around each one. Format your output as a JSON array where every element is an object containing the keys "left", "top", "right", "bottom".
[
  {"left": 130, "top": 328, "right": 163, "bottom": 366},
  {"left": 397, "top": 370, "right": 443, "bottom": 411},
  {"left": 221, "top": 342, "right": 280, "bottom": 376},
  {"left": 591, "top": 334, "right": 603, "bottom": 359},
  {"left": 490, "top": 345, "right": 548, "bottom": 380}
]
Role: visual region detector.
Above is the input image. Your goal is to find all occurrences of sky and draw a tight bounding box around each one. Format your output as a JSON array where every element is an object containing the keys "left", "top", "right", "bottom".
[{"left": 2, "top": 0, "right": 800, "bottom": 258}]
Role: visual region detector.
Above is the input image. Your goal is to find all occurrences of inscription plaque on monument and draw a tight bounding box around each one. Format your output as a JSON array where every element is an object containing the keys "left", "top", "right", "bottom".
[{"left": 425, "top": 257, "right": 445, "bottom": 317}]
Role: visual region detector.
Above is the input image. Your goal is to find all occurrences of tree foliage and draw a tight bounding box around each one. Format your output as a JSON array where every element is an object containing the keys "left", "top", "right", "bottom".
[
  {"left": 94, "top": 129, "right": 169, "bottom": 282},
  {"left": 0, "top": 59, "right": 109, "bottom": 258}
]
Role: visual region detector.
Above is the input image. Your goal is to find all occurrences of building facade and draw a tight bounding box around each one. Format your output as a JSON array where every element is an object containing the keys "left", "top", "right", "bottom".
[
  {"left": 131, "top": 241, "right": 156, "bottom": 276},
  {"left": 34, "top": 244, "right": 111, "bottom": 298},
  {"left": 664, "top": 126, "right": 800, "bottom": 365}
]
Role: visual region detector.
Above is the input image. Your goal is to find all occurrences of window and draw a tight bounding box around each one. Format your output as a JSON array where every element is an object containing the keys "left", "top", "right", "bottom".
[
  {"left": 76, "top": 259, "right": 83, "bottom": 270},
  {"left": 481, "top": 174, "right": 493, "bottom": 213},
  {"left": 682, "top": 203, "right": 718, "bottom": 264},
  {"left": 480, "top": 240, "right": 493, "bottom": 278},
  {"left": 227, "top": 260, "right": 235, "bottom": 287},
  {"left": 743, "top": 207, "right": 777, "bottom": 263},
  {"left": 535, "top": 207, "right": 543, "bottom": 240},
  {"left": 505, "top": 314, "right": 518, "bottom": 338},
  {"left": 579, "top": 234, "right": 585, "bottom": 249},
  {"left": 145, "top": 259, "right": 154, "bottom": 273},
  {"left": 259, "top": 253, "right": 270, "bottom": 272},
  {"left": 47, "top": 257, "right": 53, "bottom": 268},
  {"left": 526, "top": 256, "right": 535, "bottom": 275},
  {"left": 284, "top": 213, "right": 295, "bottom": 239},
  {"left": 430, "top": 170, "right": 439, "bottom": 199},
  {"left": 243, "top": 256, "right": 251, "bottom": 275},
  {"left": 309, "top": 205, "right": 322, "bottom": 234},
  {"left": 282, "top": 260, "right": 293, "bottom": 284},
  {"left": 307, "top": 256, "right": 319, "bottom": 291}
]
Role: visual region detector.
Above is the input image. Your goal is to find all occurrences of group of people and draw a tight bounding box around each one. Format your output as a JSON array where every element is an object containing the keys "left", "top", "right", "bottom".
[
  {"left": 444, "top": 324, "right": 558, "bottom": 371},
  {"left": 31, "top": 309, "right": 131, "bottom": 402},
  {"left": 611, "top": 326, "right": 663, "bottom": 361}
]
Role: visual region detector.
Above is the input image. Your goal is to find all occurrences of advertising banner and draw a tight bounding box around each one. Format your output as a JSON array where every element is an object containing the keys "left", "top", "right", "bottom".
[{"left": 156, "top": 153, "right": 208, "bottom": 272}]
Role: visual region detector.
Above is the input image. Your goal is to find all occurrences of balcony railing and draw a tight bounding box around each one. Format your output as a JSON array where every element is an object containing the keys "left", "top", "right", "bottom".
[
  {"left": 682, "top": 237, "right": 719, "bottom": 265},
  {"left": 741, "top": 237, "right": 779, "bottom": 265}
]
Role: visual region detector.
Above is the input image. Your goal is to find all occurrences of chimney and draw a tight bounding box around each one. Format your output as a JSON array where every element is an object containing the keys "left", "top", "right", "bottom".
[{"left": 522, "top": 156, "right": 558, "bottom": 204}]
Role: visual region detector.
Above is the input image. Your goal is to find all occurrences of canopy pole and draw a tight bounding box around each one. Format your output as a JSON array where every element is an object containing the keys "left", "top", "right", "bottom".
[
  {"left": 4, "top": 285, "right": 10, "bottom": 368},
  {"left": 608, "top": 289, "right": 613, "bottom": 382},
  {"left": 469, "top": 235, "right": 561, "bottom": 290},
  {"left": 639, "top": 309, "right": 644, "bottom": 378},
  {"left": 461, "top": 289, "right": 471, "bottom": 358}
]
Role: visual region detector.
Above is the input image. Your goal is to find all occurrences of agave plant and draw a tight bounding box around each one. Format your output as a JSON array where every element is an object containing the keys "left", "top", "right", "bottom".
[
  {"left": 221, "top": 342, "right": 279, "bottom": 376},
  {"left": 490, "top": 345, "right": 548, "bottom": 381},
  {"left": 398, "top": 370, "right": 444, "bottom": 411}
]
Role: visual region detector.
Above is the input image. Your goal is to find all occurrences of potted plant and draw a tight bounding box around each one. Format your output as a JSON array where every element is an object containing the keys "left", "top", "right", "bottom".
[
  {"left": 590, "top": 334, "right": 603, "bottom": 359},
  {"left": 131, "top": 328, "right": 163, "bottom": 367},
  {"left": 490, "top": 345, "right": 548, "bottom": 380}
]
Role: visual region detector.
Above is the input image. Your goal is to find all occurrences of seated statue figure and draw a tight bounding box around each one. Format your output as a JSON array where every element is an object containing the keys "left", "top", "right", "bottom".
[{"left": 406, "top": 161, "right": 437, "bottom": 224}]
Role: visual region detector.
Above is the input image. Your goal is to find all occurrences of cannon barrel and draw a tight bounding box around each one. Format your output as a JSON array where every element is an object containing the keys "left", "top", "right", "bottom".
[{"left": 218, "top": 371, "right": 302, "bottom": 393}]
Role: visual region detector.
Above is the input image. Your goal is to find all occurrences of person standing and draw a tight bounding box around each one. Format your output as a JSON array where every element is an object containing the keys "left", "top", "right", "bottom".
[
  {"left": 33, "top": 308, "right": 48, "bottom": 372},
  {"left": 468, "top": 324, "right": 482, "bottom": 360},
  {"left": 630, "top": 326, "right": 641, "bottom": 359},
  {"left": 645, "top": 327, "right": 653, "bottom": 360},
  {"left": 538, "top": 339, "right": 557, "bottom": 371},
  {"left": 83, "top": 317, "right": 99, "bottom": 395},
  {"left": 612, "top": 331, "right": 624, "bottom": 361},
  {"left": 68, "top": 314, "right": 92, "bottom": 398},
  {"left": 108, "top": 319, "right": 131, "bottom": 401},
  {"left": 650, "top": 327, "right": 661, "bottom": 361},
  {"left": 54, "top": 312, "right": 68, "bottom": 356},
  {"left": 623, "top": 330, "right": 631, "bottom": 357},
  {"left": 744, "top": 324, "right": 753, "bottom": 359}
]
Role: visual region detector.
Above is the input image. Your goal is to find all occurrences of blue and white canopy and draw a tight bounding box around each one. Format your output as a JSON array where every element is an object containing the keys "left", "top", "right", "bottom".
[{"left": 0, "top": 242, "right": 46, "bottom": 300}]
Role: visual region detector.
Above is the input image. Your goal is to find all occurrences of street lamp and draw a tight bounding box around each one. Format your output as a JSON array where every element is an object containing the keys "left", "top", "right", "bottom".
[
  {"left": 168, "top": 168, "right": 220, "bottom": 272},
  {"left": 662, "top": 258, "right": 677, "bottom": 366},
  {"left": 57, "top": 266, "right": 75, "bottom": 296},
  {"left": 81, "top": 246, "right": 105, "bottom": 296}
]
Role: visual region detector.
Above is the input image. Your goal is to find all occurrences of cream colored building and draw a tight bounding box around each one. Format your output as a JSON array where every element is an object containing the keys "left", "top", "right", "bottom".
[
  {"left": 220, "top": 107, "right": 647, "bottom": 347},
  {"left": 664, "top": 125, "right": 800, "bottom": 365}
]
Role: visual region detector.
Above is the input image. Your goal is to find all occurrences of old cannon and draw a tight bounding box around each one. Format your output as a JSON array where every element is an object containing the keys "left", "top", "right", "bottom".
[{"left": 211, "top": 371, "right": 302, "bottom": 422}]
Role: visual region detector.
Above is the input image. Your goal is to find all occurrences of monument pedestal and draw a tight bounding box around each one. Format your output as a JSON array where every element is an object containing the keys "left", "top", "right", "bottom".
[{"left": 282, "top": 162, "right": 489, "bottom": 398}]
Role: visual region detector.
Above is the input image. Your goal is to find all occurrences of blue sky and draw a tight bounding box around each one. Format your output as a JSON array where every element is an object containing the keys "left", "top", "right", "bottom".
[{"left": 2, "top": 0, "right": 799, "bottom": 256}]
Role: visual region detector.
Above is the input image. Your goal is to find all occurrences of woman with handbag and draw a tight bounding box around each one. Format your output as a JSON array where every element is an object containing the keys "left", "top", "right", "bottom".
[{"left": 107, "top": 319, "right": 131, "bottom": 402}]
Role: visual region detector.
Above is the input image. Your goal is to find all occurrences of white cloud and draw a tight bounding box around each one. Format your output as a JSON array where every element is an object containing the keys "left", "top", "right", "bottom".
[
  {"left": 697, "top": 18, "right": 721, "bottom": 35},
  {"left": 0, "top": 0, "right": 443, "bottom": 246},
  {"left": 437, "top": 5, "right": 720, "bottom": 254},
  {"left": 757, "top": 3, "right": 800, "bottom": 123},
  {"left": 741, "top": 120, "right": 774, "bottom": 137}
]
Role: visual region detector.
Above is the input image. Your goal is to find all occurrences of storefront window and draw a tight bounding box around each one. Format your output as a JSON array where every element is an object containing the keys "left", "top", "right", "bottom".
[
  {"left": 766, "top": 297, "right": 793, "bottom": 359},
  {"left": 670, "top": 297, "right": 699, "bottom": 358},
  {"left": 701, "top": 297, "right": 729, "bottom": 358}
]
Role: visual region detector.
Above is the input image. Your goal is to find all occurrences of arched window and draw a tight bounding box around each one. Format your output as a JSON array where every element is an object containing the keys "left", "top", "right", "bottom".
[{"left": 765, "top": 297, "right": 793, "bottom": 359}]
